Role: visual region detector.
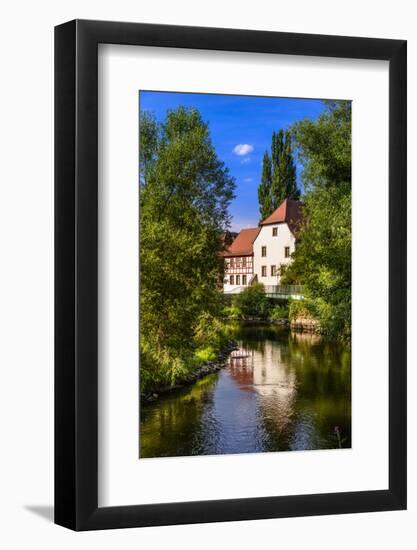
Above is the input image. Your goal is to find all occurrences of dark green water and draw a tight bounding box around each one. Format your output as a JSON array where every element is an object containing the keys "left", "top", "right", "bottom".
[{"left": 140, "top": 323, "right": 351, "bottom": 458}]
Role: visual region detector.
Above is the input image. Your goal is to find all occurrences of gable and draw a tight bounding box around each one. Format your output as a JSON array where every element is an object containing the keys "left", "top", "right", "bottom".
[{"left": 259, "top": 198, "right": 302, "bottom": 235}]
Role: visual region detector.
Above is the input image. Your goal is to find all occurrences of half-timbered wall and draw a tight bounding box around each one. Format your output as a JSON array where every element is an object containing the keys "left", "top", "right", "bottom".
[
  {"left": 224, "top": 255, "right": 253, "bottom": 275},
  {"left": 223, "top": 254, "right": 254, "bottom": 292}
]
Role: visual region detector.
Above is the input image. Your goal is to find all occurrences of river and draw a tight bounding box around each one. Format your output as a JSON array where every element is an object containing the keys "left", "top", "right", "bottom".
[{"left": 140, "top": 322, "right": 351, "bottom": 458}]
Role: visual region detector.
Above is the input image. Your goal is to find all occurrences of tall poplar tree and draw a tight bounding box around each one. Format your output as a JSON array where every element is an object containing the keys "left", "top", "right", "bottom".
[
  {"left": 271, "top": 129, "right": 299, "bottom": 207},
  {"left": 270, "top": 130, "right": 283, "bottom": 208},
  {"left": 283, "top": 130, "right": 298, "bottom": 199},
  {"left": 258, "top": 129, "right": 299, "bottom": 221},
  {"left": 258, "top": 151, "right": 273, "bottom": 220}
]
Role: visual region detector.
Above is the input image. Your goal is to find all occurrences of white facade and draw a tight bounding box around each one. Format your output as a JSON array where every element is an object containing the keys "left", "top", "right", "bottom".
[{"left": 253, "top": 222, "right": 296, "bottom": 286}]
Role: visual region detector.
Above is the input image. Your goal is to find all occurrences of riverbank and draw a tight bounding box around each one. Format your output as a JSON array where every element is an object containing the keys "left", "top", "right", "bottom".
[
  {"left": 141, "top": 340, "right": 238, "bottom": 403},
  {"left": 222, "top": 315, "right": 320, "bottom": 332},
  {"left": 222, "top": 316, "right": 288, "bottom": 325}
]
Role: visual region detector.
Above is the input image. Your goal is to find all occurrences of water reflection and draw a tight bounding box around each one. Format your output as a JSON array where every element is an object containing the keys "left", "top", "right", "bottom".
[{"left": 140, "top": 323, "right": 351, "bottom": 458}]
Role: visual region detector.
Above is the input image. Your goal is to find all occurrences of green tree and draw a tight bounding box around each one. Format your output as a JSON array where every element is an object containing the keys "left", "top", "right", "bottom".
[
  {"left": 140, "top": 107, "right": 235, "bottom": 390},
  {"left": 258, "top": 151, "right": 273, "bottom": 220},
  {"left": 294, "top": 100, "right": 351, "bottom": 191},
  {"left": 139, "top": 110, "right": 159, "bottom": 184},
  {"left": 233, "top": 283, "right": 270, "bottom": 319},
  {"left": 282, "top": 130, "right": 298, "bottom": 199},
  {"left": 282, "top": 101, "right": 352, "bottom": 340},
  {"left": 271, "top": 129, "right": 299, "bottom": 208},
  {"left": 258, "top": 129, "right": 299, "bottom": 220}
]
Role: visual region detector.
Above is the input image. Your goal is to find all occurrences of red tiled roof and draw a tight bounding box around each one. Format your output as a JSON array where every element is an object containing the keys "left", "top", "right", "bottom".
[
  {"left": 223, "top": 227, "right": 260, "bottom": 257},
  {"left": 260, "top": 198, "right": 302, "bottom": 234}
]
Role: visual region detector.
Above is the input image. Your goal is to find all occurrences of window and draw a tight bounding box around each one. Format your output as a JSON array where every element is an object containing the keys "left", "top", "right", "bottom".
[
  {"left": 230, "top": 257, "right": 235, "bottom": 267},
  {"left": 242, "top": 257, "right": 246, "bottom": 267},
  {"left": 261, "top": 246, "right": 267, "bottom": 257},
  {"left": 271, "top": 265, "right": 277, "bottom": 276},
  {"left": 284, "top": 246, "right": 290, "bottom": 258},
  {"left": 261, "top": 266, "right": 267, "bottom": 277},
  {"left": 242, "top": 275, "right": 247, "bottom": 285},
  {"left": 236, "top": 275, "right": 240, "bottom": 285},
  {"left": 230, "top": 275, "right": 234, "bottom": 285},
  {"left": 272, "top": 227, "right": 278, "bottom": 236}
]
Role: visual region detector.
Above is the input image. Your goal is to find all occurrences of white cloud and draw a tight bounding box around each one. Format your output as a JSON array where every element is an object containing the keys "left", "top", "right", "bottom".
[
  {"left": 243, "top": 177, "right": 253, "bottom": 183},
  {"left": 241, "top": 157, "right": 251, "bottom": 164},
  {"left": 233, "top": 143, "right": 254, "bottom": 156}
]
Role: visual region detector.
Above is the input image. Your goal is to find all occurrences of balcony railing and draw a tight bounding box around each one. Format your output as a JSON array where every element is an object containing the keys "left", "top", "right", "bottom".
[
  {"left": 264, "top": 285, "right": 304, "bottom": 297},
  {"left": 223, "top": 284, "right": 304, "bottom": 298}
]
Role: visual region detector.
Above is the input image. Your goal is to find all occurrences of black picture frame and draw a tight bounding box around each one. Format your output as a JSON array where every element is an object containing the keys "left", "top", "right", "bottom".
[{"left": 55, "top": 19, "right": 407, "bottom": 531}]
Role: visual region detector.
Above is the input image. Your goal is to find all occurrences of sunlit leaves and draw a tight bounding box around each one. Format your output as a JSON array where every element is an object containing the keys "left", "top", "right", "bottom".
[
  {"left": 139, "top": 107, "right": 236, "bottom": 391},
  {"left": 283, "top": 102, "right": 352, "bottom": 340}
]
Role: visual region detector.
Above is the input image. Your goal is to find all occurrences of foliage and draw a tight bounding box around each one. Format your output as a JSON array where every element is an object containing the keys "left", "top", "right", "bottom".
[
  {"left": 258, "top": 129, "right": 300, "bottom": 220},
  {"left": 283, "top": 101, "right": 351, "bottom": 340},
  {"left": 278, "top": 263, "right": 298, "bottom": 284},
  {"left": 294, "top": 100, "right": 351, "bottom": 192},
  {"left": 222, "top": 302, "right": 242, "bottom": 319},
  {"left": 288, "top": 299, "right": 316, "bottom": 321},
  {"left": 269, "top": 303, "right": 289, "bottom": 321},
  {"left": 271, "top": 129, "right": 299, "bottom": 205},
  {"left": 232, "top": 283, "right": 271, "bottom": 319},
  {"left": 258, "top": 151, "right": 274, "bottom": 221},
  {"left": 139, "top": 106, "right": 235, "bottom": 391},
  {"left": 193, "top": 312, "right": 228, "bottom": 351},
  {"left": 194, "top": 346, "right": 217, "bottom": 363},
  {"left": 193, "top": 314, "right": 230, "bottom": 366}
]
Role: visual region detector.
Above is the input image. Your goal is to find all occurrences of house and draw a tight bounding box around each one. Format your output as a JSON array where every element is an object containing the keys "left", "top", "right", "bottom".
[
  {"left": 223, "top": 227, "right": 260, "bottom": 293},
  {"left": 223, "top": 198, "right": 301, "bottom": 294},
  {"left": 253, "top": 198, "right": 301, "bottom": 286}
]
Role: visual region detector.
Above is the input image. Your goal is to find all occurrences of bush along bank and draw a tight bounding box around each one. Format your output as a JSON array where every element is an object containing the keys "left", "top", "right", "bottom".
[
  {"left": 141, "top": 340, "right": 238, "bottom": 403},
  {"left": 223, "top": 284, "right": 288, "bottom": 325},
  {"left": 288, "top": 299, "right": 320, "bottom": 332},
  {"left": 222, "top": 283, "right": 320, "bottom": 331}
]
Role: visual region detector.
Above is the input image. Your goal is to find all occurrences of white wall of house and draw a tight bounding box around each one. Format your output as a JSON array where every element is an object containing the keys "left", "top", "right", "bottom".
[
  {"left": 223, "top": 271, "right": 251, "bottom": 293},
  {"left": 253, "top": 222, "right": 296, "bottom": 286}
]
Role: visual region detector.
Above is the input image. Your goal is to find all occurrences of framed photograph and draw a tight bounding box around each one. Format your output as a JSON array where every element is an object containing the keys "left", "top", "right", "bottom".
[{"left": 55, "top": 19, "right": 406, "bottom": 530}]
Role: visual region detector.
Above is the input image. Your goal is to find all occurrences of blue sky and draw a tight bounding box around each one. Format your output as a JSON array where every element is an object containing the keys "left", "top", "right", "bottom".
[{"left": 140, "top": 91, "right": 325, "bottom": 232}]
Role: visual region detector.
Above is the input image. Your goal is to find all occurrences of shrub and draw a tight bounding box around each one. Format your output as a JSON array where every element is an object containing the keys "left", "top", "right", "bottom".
[
  {"left": 270, "top": 303, "right": 289, "bottom": 321},
  {"left": 233, "top": 283, "right": 270, "bottom": 319},
  {"left": 140, "top": 338, "right": 192, "bottom": 393},
  {"left": 288, "top": 299, "right": 316, "bottom": 321},
  {"left": 222, "top": 302, "right": 241, "bottom": 318},
  {"left": 194, "top": 312, "right": 227, "bottom": 349},
  {"left": 194, "top": 345, "right": 216, "bottom": 363}
]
